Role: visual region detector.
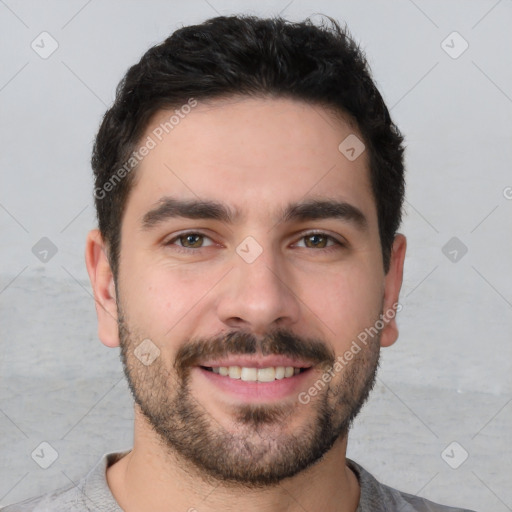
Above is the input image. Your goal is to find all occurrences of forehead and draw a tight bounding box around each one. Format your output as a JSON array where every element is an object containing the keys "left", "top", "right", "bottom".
[{"left": 125, "top": 96, "right": 376, "bottom": 227}]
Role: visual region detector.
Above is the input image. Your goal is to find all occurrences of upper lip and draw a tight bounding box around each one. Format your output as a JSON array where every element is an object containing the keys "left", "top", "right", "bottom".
[{"left": 198, "top": 355, "right": 315, "bottom": 369}]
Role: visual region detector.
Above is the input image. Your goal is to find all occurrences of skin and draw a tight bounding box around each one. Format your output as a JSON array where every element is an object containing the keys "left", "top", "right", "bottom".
[{"left": 85, "top": 96, "right": 406, "bottom": 512}]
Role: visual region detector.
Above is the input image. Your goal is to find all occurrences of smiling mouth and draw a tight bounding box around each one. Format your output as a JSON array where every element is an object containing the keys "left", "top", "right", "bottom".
[{"left": 201, "top": 365, "right": 310, "bottom": 382}]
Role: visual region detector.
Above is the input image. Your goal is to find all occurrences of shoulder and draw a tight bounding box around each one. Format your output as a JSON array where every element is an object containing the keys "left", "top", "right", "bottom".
[
  {"left": 347, "top": 458, "right": 477, "bottom": 512},
  {"left": 0, "top": 451, "right": 129, "bottom": 512},
  {"left": 0, "top": 484, "right": 81, "bottom": 512}
]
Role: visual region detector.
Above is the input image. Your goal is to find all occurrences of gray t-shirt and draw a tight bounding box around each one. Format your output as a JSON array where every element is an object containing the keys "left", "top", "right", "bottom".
[{"left": 1, "top": 451, "right": 476, "bottom": 512}]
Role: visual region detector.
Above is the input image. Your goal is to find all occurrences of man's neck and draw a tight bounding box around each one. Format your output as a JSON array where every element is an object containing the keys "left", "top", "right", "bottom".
[{"left": 107, "top": 418, "right": 360, "bottom": 512}]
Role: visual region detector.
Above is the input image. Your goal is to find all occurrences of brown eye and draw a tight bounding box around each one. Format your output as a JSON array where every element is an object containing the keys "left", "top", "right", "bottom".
[
  {"left": 294, "top": 232, "right": 344, "bottom": 251},
  {"left": 303, "top": 234, "right": 329, "bottom": 248},
  {"left": 164, "top": 231, "right": 216, "bottom": 254},
  {"left": 178, "top": 233, "right": 205, "bottom": 248}
]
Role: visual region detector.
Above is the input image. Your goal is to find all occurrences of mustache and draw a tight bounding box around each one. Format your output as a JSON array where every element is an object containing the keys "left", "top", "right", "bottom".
[{"left": 174, "top": 328, "right": 335, "bottom": 376}]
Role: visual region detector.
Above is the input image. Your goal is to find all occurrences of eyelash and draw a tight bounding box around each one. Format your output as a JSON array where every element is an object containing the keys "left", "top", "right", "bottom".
[{"left": 164, "top": 230, "right": 345, "bottom": 254}]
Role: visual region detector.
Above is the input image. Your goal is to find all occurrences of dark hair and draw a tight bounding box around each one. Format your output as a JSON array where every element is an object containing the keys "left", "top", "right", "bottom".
[{"left": 91, "top": 14, "right": 405, "bottom": 277}]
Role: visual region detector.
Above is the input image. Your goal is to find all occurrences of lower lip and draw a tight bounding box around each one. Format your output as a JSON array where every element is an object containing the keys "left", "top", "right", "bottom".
[{"left": 194, "top": 366, "right": 313, "bottom": 402}]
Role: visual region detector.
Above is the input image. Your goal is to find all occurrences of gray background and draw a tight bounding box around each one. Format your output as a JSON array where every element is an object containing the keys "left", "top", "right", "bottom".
[{"left": 1, "top": 0, "right": 511, "bottom": 510}]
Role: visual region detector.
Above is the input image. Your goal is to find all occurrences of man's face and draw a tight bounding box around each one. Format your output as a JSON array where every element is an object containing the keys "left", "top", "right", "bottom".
[{"left": 102, "top": 97, "right": 401, "bottom": 486}]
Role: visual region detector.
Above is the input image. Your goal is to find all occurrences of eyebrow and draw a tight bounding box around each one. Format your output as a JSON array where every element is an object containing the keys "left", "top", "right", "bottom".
[
  {"left": 141, "top": 198, "right": 237, "bottom": 228},
  {"left": 281, "top": 199, "right": 367, "bottom": 231},
  {"left": 141, "top": 197, "right": 368, "bottom": 232}
]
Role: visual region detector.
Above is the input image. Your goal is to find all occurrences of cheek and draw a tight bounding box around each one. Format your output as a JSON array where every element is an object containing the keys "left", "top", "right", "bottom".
[
  {"left": 119, "top": 255, "right": 223, "bottom": 338},
  {"left": 299, "top": 263, "right": 383, "bottom": 341}
]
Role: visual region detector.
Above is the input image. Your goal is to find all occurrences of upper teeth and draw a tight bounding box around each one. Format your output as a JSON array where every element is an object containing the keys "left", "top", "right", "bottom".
[{"left": 211, "top": 366, "right": 301, "bottom": 382}]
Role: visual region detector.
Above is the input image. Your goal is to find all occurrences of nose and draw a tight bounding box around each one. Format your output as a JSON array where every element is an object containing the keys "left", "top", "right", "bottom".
[{"left": 215, "top": 244, "right": 301, "bottom": 335}]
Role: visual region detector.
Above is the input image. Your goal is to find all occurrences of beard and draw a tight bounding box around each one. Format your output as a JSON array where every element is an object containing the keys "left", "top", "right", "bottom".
[{"left": 117, "top": 307, "right": 381, "bottom": 488}]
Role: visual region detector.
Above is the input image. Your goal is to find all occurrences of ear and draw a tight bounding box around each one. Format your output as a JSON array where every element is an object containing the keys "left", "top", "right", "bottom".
[
  {"left": 380, "top": 234, "right": 407, "bottom": 348},
  {"left": 85, "top": 229, "right": 120, "bottom": 348}
]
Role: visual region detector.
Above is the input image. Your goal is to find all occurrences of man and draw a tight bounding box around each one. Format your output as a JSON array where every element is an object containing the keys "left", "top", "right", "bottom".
[{"left": 2, "top": 14, "right": 475, "bottom": 512}]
